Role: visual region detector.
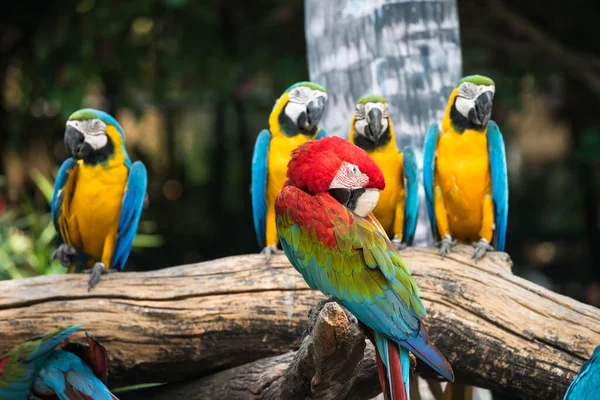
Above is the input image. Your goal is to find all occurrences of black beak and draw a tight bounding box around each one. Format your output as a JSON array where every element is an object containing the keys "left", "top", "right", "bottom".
[
  {"left": 366, "top": 108, "right": 383, "bottom": 140},
  {"left": 470, "top": 91, "right": 493, "bottom": 126},
  {"left": 64, "top": 125, "right": 91, "bottom": 159},
  {"left": 305, "top": 96, "right": 326, "bottom": 129}
]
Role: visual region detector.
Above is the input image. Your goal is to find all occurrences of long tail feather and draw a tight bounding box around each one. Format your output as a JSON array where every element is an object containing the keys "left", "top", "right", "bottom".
[
  {"left": 403, "top": 324, "right": 454, "bottom": 382},
  {"left": 373, "top": 331, "right": 408, "bottom": 400},
  {"left": 400, "top": 346, "right": 410, "bottom": 397}
]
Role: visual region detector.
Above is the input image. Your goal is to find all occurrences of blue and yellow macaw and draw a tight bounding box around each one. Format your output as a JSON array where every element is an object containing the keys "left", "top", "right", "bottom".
[
  {"left": 423, "top": 75, "right": 508, "bottom": 260},
  {"left": 563, "top": 345, "right": 600, "bottom": 399},
  {"left": 349, "top": 95, "right": 419, "bottom": 249},
  {"left": 51, "top": 109, "right": 147, "bottom": 290},
  {"left": 276, "top": 137, "right": 454, "bottom": 400},
  {"left": 0, "top": 325, "right": 117, "bottom": 400},
  {"left": 251, "top": 81, "right": 328, "bottom": 261}
]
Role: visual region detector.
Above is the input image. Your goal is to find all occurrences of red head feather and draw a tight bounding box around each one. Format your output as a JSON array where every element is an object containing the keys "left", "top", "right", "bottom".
[{"left": 285, "top": 136, "right": 385, "bottom": 194}]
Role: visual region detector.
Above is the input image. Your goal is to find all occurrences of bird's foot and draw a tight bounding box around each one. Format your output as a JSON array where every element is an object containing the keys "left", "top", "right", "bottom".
[
  {"left": 84, "top": 263, "right": 115, "bottom": 291},
  {"left": 51, "top": 244, "right": 78, "bottom": 268},
  {"left": 260, "top": 245, "right": 279, "bottom": 262},
  {"left": 392, "top": 235, "right": 407, "bottom": 251},
  {"left": 409, "top": 352, "right": 417, "bottom": 372},
  {"left": 436, "top": 236, "right": 457, "bottom": 258},
  {"left": 472, "top": 239, "right": 494, "bottom": 262}
]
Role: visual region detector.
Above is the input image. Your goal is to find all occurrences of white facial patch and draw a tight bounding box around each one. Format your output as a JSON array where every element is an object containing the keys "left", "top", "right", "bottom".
[
  {"left": 329, "top": 162, "right": 369, "bottom": 189},
  {"left": 67, "top": 119, "right": 108, "bottom": 150},
  {"left": 456, "top": 83, "right": 495, "bottom": 119},
  {"left": 353, "top": 188, "right": 380, "bottom": 217},
  {"left": 284, "top": 87, "right": 328, "bottom": 124},
  {"left": 354, "top": 102, "right": 389, "bottom": 137}
]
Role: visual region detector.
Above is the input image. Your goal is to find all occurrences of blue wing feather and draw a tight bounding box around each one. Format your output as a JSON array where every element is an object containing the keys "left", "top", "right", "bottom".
[
  {"left": 402, "top": 146, "right": 419, "bottom": 245},
  {"left": 564, "top": 346, "right": 600, "bottom": 399},
  {"left": 251, "top": 129, "right": 271, "bottom": 249},
  {"left": 486, "top": 121, "right": 509, "bottom": 251},
  {"left": 423, "top": 124, "right": 440, "bottom": 241},
  {"left": 111, "top": 161, "right": 147, "bottom": 271},
  {"left": 51, "top": 158, "right": 77, "bottom": 244},
  {"left": 33, "top": 350, "right": 115, "bottom": 400}
]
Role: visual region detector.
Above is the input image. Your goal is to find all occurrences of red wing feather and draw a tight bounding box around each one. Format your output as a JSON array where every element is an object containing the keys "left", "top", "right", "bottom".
[{"left": 85, "top": 332, "right": 108, "bottom": 383}]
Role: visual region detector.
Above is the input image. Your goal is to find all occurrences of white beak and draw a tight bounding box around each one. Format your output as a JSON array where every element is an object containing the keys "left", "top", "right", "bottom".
[{"left": 353, "top": 188, "right": 380, "bottom": 217}]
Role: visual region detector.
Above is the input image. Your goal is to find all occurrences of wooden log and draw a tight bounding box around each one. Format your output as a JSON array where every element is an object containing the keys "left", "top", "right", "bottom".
[
  {"left": 0, "top": 246, "right": 598, "bottom": 399},
  {"left": 120, "top": 302, "right": 380, "bottom": 400}
]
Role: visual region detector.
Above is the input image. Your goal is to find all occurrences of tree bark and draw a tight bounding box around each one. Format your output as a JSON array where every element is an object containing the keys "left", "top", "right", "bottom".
[
  {"left": 120, "top": 302, "right": 380, "bottom": 400},
  {"left": 304, "top": 0, "right": 463, "bottom": 245},
  {"left": 0, "top": 247, "right": 598, "bottom": 399}
]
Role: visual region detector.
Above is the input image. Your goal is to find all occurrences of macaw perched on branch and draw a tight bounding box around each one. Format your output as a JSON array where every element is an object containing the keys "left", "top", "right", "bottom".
[
  {"left": 51, "top": 109, "right": 148, "bottom": 290},
  {"left": 276, "top": 137, "right": 454, "bottom": 400},
  {"left": 423, "top": 75, "right": 508, "bottom": 260},
  {"left": 563, "top": 345, "right": 600, "bottom": 399},
  {"left": 251, "top": 81, "right": 328, "bottom": 261},
  {"left": 349, "top": 95, "right": 419, "bottom": 249},
  {"left": 0, "top": 324, "right": 118, "bottom": 400}
]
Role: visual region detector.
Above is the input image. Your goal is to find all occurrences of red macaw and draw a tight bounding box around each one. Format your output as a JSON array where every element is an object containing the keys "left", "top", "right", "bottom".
[{"left": 276, "top": 136, "right": 454, "bottom": 399}]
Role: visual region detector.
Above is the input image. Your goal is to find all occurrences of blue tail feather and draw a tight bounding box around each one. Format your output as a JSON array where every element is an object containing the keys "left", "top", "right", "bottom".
[{"left": 402, "top": 324, "right": 454, "bottom": 382}]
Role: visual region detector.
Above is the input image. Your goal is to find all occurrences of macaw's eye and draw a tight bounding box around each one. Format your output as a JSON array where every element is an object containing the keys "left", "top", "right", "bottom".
[{"left": 349, "top": 164, "right": 360, "bottom": 175}]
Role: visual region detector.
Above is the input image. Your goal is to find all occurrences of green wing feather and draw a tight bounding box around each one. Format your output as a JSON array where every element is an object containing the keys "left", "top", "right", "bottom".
[{"left": 276, "top": 187, "right": 425, "bottom": 339}]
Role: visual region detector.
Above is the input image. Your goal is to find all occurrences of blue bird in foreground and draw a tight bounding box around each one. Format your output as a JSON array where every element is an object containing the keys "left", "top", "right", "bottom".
[{"left": 0, "top": 324, "right": 118, "bottom": 400}]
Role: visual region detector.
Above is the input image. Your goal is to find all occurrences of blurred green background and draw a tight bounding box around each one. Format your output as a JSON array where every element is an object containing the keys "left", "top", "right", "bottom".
[{"left": 0, "top": 0, "right": 598, "bottom": 309}]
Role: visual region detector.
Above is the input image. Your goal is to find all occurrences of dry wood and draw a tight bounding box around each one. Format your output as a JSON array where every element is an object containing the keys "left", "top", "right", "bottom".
[
  {"left": 0, "top": 246, "right": 598, "bottom": 399},
  {"left": 120, "top": 302, "right": 380, "bottom": 400}
]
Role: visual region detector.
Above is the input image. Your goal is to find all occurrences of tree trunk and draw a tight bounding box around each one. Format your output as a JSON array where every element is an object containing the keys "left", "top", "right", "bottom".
[
  {"left": 0, "top": 247, "right": 597, "bottom": 399},
  {"left": 304, "top": 0, "right": 463, "bottom": 245}
]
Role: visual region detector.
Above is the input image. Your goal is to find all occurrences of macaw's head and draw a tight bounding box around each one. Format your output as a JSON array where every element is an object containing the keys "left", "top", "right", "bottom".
[
  {"left": 64, "top": 108, "right": 126, "bottom": 164},
  {"left": 271, "top": 81, "right": 328, "bottom": 137},
  {"left": 450, "top": 75, "right": 495, "bottom": 132},
  {"left": 286, "top": 136, "right": 385, "bottom": 217},
  {"left": 352, "top": 94, "right": 392, "bottom": 150}
]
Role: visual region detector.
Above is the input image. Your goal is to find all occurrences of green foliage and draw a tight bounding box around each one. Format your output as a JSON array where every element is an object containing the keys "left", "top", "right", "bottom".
[
  {"left": 0, "top": 170, "right": 163, "bottom": 280},
  {"left": 0, "top": 175, "right": 64, "bottom": 280}
]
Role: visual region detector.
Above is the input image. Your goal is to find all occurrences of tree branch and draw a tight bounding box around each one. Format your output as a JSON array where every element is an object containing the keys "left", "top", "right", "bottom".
[
  {"left": 0, "top": 247, "right": 598, "bottom": 399},
  {"left": 120, "top": 302, "right": 380, "bottom": 400}
]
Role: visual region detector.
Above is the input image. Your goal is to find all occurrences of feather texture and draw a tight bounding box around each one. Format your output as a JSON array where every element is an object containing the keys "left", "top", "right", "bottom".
[
  {"left": 423, "top": 123, "right": 440, "bottom": 241},
  {"left": 563, "top": 345, "right": 600, "bottom": 399},
  {"left": 251, "top": 129, "right": 271, "bottom": 248},
  {"left": 486, "top": 121, "right": 508, "bottom": 251},
  {"left": 276, "top": 186, "right": 454, "bottom": 383}
]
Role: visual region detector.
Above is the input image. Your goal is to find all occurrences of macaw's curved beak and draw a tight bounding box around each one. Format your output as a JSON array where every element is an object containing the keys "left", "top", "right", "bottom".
[
  {"left": 64, "top": 125, "right": 91, "bottom": 159},
  {"left": 470, "top": 91, "right": 493, "bottom": 126},
  {"left": 305, "top": 96, "right": 326, "bottom": 129},
  {"left": 366, "top": 108, "right": 383, "bottom": 141}
]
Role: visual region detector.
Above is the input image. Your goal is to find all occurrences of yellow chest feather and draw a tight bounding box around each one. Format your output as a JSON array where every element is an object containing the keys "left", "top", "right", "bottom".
[
  {"left": 369, "top": 147, "right": 402, "bottom": 235},
  {"left": 62, "top": 162, "right": 129, "bottom": 261},
  {"left": 266, "top": 134, "right": 313, "bottom": 206},
  {"left": 435, "top": 128, "right": 491, "bottom": 238}
]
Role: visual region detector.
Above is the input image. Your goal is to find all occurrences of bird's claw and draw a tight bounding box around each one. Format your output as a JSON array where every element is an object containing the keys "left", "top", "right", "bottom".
[
  {"left": 260, "top": 245, "right": 279, "bottom": 262},
  {"left": 436, "top": 236, "right": 457, "bottom": 258},
  {"left": 85, "top": 262, "right": 114, "bottom": 291},
  {"left": 51, "top": 244, "right": 78, "bottom": 267},
  {"left": 472, "top": 239, "right": 494, "bottom": 262},
  {"left": 392, "top": 235, "right": 407, "bottom": 251}
]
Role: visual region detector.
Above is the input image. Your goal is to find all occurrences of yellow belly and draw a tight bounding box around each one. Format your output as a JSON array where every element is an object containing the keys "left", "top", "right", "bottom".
[
  {"left": 265, "top": 134, "right": 314, "bottom": 246},
  {"left": 63, "top": 163, "right": 128, "bottom": 266},
  {"left": 370, "top": 148, "right": 402, "bottom": 236},
  {"left": 435, "top": 129, "right": 491, "bottom": 242}
]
